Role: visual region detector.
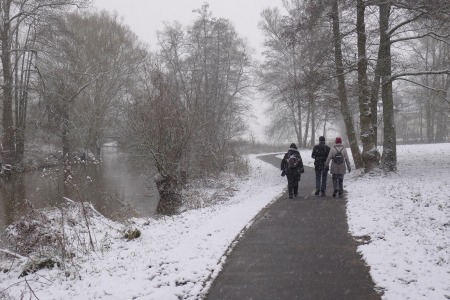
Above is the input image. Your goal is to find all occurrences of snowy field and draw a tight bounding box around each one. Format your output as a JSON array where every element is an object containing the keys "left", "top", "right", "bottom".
[
  {"left": 344, "top": 144, "right": 450, "bottom": 300},
  {"left": 1, "top": 144, "right": 449, "bottom": 299},
  {"left": 297, "top": 143, "right": 450, "bottom": 300}
]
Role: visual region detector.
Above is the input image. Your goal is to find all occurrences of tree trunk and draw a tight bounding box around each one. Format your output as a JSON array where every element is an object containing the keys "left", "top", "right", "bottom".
[
  {"left": 426, "top": 101, "right": 434, "bottom": 142},
  {"left": 369, "top": 46, "right": 382, "bottom": 147},
  {"left": 154, "top": 169, "right": 182, "bottom": 215},
  {"left": 331, "top": 0, "right": 363, "bottom": 169},
  {"left": 379, "top": 2, "right": 397, "bottom": 171},
  {"left": 289, "top": 98, "right": 301, "bottom": 145},
  {"left": 322, "top": 109, "right": 328, "bottom": 137},
  {"left": 437, "top": 75, "right": 450, "bottom": 142},
  {"left": 303, "top": 103, "right": 310, "bottom": 148},
  {"left": 357, "top": 0, "right": 380, "bottom": 171},
  {"left": 296, "top": 98, "right": 302, "bottom": 147},
  {"left": 15, "top": 38, "right": 34, "bottom": 161},
  {"left": 293, "top": 43, "right": 303, "bottom": 147},
  {"left": 1, "top": 1, "right": 16, "bottom": 164},
  {"left": 62, "top": 102, "right": 70, "bottom": 162},
  {"left": 311, "top": 96, "right": 316, "bottom": 146}
]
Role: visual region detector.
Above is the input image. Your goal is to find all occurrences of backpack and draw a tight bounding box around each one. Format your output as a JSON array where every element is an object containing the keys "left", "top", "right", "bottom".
[
  {"left": 288, "top": 154, "right": 299, "bottom": 168},
  {"left": 333, "top": 146, "right": 344, "bottom": 164}
]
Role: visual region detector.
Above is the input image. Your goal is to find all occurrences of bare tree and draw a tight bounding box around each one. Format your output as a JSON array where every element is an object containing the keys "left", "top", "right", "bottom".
[
  {"left": 13, "top": 18, "right": 38, "bottom": 161},
  {"left": 36, "top": 11, "right": 145, "bottom": 162},
  {"left": 408, "top": 21, "right": 450, "bottom": 143},
  {"left": 258, "top": 7, "right": 303, "bottom": 144},
  {"left": 36, "top": 13, "right": 98, "bottom": 160},
  {"left": 67, "top": 11, "right": 146, "bottom": 157},
  {"left": 0, "top": 0, "right": 90, "bottom": 164},
  {"left": 330, "top": 0, "right": 364, "bottom": 169},
  {"left": 258, "top": 2, "right": 333, "bottom": 148},
  {"left": 157, "top": 4, "right": 252, "bottom": 173},
  {"left": 356, "top": 0, "right": 380, "bottom": 171},
  {"left": 119, "top": 5, "right": 253, "bottom": 207},
  {"left": 370, "top": 0, "right": 450, "bottom": 170},
  {"left": 123, "top": 62, "right": 190, "bottom": 211}
]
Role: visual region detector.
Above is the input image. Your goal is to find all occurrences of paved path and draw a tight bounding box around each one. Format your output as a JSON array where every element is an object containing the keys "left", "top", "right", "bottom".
[{"left": 206, "top": 153, "right": 380, "bottom": 300}]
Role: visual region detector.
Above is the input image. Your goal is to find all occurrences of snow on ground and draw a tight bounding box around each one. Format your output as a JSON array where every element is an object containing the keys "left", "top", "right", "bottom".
[
  {"left": 0, "top": 155, "right": 286, "bottom": 300},
  {"left": 344, "top": 144, "right": 450, "bottom": 300},
  {"left": 1, "top": 144, "right": 449, "bottom": 300}
]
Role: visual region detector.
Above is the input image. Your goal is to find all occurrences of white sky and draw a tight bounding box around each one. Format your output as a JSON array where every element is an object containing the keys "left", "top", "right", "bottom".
[
  {"left": 91, "top": 0, "right": 281, "bottom": 142},
  {"left": 92, "top": 0, "right": 279, "bottom": 54}
]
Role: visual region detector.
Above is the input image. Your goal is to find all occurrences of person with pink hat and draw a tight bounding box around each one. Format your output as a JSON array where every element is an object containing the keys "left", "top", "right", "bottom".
[{"left": 324, "top": 137, "right": 351, "bottom": 197}]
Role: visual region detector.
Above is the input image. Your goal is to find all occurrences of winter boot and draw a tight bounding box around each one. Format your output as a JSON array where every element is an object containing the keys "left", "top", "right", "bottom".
[
  {"left": 315, "top": 190, "right": 320, "bottom": 196},
  {"left": 320, "top": 190, "right": 326, "bottom": 196},
  {"left": 333, "top": 190, "right": 337, "bottom": 197}
]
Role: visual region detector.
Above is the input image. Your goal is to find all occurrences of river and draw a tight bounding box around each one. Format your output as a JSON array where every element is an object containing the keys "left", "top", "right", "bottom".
[{"left": 0, "top": 146, "right": 160, "bottom": 238}]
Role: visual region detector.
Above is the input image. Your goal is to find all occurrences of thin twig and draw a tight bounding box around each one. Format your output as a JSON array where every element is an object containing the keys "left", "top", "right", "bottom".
[{"left": 25, "top": 277, "right": 41, "bottom": 300}]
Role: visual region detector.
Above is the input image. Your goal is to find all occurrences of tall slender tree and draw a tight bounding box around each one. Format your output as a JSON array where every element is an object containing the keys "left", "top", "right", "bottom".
[
  {"left": 0, "top": 0, "right": 90, "bottom": 164},
  {"left": 330, "top": 0, "right": 364, "bottom": 169},
  {"left": 356, "top": 0, "right": 380, "bottom": 171}
]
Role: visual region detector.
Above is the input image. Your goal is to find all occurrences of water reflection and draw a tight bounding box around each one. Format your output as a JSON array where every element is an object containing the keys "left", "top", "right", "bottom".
[{"left": 0, "top": 146, "right": 159, "bottom": 236}]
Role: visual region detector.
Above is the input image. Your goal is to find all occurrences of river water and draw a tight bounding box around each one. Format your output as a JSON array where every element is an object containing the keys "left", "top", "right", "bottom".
[{"left": 0, "top": 146, "right": 160, "bottom": 237}]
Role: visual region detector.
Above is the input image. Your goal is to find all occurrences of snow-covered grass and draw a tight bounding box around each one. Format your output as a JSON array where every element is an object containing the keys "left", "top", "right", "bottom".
[
  {"left": 1, "top": 144, "right": 449, "bottom": 300},
  {"left": 0, "top": 154, "right": 286, "bottom": 300},
  {"left": 345, "top": 144, "right": 450, "bottom": 300}
]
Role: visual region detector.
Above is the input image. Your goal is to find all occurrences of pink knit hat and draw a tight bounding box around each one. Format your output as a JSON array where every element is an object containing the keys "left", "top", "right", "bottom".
[{"left": 335, "top": 137, "right": 342, "bottom": 144}]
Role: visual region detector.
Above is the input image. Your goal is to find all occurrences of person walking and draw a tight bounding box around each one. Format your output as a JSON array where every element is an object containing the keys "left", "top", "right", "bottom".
[
  {"left": 311, "top": 136, "right": 330, "bottom": 196},
  {"left": 324, "top": 137, "right": 351, "bottom": 197},
  {"left": 281, "top": 143, "right": 304, "bottom": 199}
]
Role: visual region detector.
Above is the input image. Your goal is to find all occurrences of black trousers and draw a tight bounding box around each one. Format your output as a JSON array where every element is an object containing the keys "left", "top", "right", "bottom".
[{"left": 287, "top": 174, "right": 300, "bottom": 197}]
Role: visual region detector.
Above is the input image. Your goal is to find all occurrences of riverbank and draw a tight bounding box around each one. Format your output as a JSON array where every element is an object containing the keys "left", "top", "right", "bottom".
[
  {"left": 0, "top": 154, "right": 287, "bottom": 299},
  {"left": 10, "top": 141, "right": 93, "bottom": 173}
]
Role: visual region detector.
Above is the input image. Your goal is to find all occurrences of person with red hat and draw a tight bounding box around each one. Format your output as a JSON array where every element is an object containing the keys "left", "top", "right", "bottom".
[{"left": 324, "top": 137, "right": 351, "bottom": 197}]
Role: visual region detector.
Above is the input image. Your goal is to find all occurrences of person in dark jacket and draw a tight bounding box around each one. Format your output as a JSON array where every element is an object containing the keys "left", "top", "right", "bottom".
[
  {"left": 280, "top": 143, "right": 304, "bottom": 198},
  {"left": 311, "top": 136, "right": 330, "bottom": 196},
  {"left": 324, "top": 137, "right": 351, "bottom": 197}
]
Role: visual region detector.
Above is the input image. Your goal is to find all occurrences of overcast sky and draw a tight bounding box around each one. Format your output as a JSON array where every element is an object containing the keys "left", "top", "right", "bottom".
[
  {"left": 93, "top": 0, "right": 279, "bottom": 55},
  {"left": 92, "top": 0, "right": 281, "bottom": 142}
]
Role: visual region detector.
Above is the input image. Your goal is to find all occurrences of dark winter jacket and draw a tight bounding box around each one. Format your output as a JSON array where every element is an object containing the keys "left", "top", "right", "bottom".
[
  {"left": 281, "top": 148, "right": 304, "bottom": 177},
  {"left": 311, "top": 141, "right": 330, "bottom": 171},
  {"left": 324, "top": 143, "right": 351, "bottom": 175}
]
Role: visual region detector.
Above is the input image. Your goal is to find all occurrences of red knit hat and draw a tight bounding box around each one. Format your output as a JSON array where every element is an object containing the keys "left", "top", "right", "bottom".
[{"left": 335, "top": 137, "right": 342, "bottom": 144}]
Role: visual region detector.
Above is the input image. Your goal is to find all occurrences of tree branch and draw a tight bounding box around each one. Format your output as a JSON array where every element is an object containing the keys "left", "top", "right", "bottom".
[
  {"left": 391, "top": 31, "right": 450, "bottom": 46},
  {"left": 388, "top": 12, "right": 426, "bottom": 36},
  {"left": 394, "top": 77, "right": 449, "bottom": 100},
  {"left": 389, "top": 69, "right": 450, "bottom": 82}
]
